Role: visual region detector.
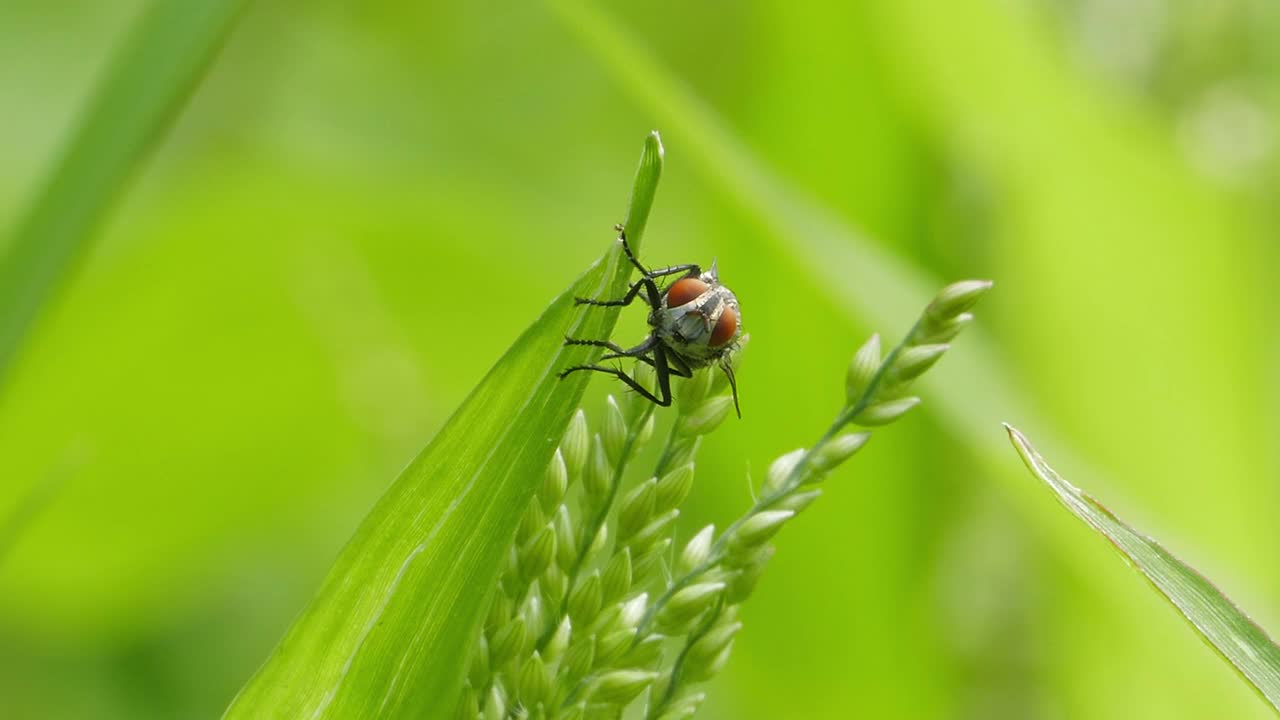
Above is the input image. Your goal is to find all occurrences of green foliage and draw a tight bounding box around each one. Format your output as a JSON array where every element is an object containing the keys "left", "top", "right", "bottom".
[
  {"left": 4, "top": 3, "right": 1279, "bottom": 720},
  {"left": 0, "top": 0, "right": 247, "bottom": 391},
  {"left": 224, "top": 135, "right": 663, "bottom": 718},
  {"left": 465, "top": 281, "right": 989, "bottom": 718},
  {"left": 1007, "top": 426, "right": 1280, "bottom": 714}
]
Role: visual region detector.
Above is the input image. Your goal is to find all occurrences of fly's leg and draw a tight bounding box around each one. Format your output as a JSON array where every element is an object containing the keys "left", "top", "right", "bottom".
[
  {"left": 615, "top": 227, "right": 700, "bottom": 281},
  {"left": 574, "top": 276, "right": 657, "bottom": 308},
  {"left": 576, "top": 228, "right": 699, "bottom": 307},
  {"left": 561, "top": 335, "right": 663, "bottom": 391},
  {"left": 558, "top": 363, "right": 671, "bottom": 407},
  {"left": 665, "top": 350, "right": 694, "bottom": 379},
  {"left": 562, "top": 336, "right": 656, "bottom": 357},
  {"left": 647, "top": 342, "right": 675, "bottom": 405},
  {"left": 559, "top": 335, "right": 675, "bottom": 408}
]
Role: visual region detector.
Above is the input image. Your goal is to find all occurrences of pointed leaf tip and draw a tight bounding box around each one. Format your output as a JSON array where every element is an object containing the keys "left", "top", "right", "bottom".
[{"left": 1007, "top": 426, "right": 1280, "bottom": 713}]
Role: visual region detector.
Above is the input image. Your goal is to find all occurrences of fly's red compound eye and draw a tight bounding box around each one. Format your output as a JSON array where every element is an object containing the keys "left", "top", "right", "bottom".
[
  {"left": 710, "top": 308, "right": 739, "bottom": 347},
  {"left": 666, "top": 277, "right": 709, "bottom": 307}
]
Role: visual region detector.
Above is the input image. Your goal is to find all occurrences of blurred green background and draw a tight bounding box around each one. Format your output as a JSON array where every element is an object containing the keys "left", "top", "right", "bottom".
[{"left": 3, "top": 0, "right": 1279, "bottom": 718}]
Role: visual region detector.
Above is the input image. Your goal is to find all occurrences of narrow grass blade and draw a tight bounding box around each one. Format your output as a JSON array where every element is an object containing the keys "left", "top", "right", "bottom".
[
  {"left": 0, "top": 0, "right": 248, "bottom": 392},
  {"left": 1007, "top": 424, "right": 1280, "bottom": 712},
  {"left": 224, "top": 133, "right": 664, "bottom": 719}
]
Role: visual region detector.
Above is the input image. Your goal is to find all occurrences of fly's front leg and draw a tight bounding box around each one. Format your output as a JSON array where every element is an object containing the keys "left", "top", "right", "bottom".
[
  {"left": 644, "top": 264, "right": 700, "bottom": 281},
  {"left": 601, "top": 353, "right": 656, "bottom": 369},
  {"left": 563, "top": 336, "right": 657, "bottom": 357},
  {"left": 616, "top": 227, "right": 699, "bottom": 281},
  {"left": 665, "top": 350, "right": 694, "bottom": 379},
  {"left": 558, "top": 363, "right": 671, "bottom": 407},
  {"left": 574, "top": 276, "right": 660, "bottom": 308},
  {"left": 648, "top": 343, "right": 675, "bottom": 406}
]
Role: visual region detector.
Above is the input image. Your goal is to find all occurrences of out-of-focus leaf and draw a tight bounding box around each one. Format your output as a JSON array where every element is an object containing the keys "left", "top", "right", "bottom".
[
  {"left": 0, "top": 0, "right": 247, "bottom": 392},
  {"left": 1007, "top": 424, "right": 1280, "bottom": 713},
  {"left": 223, "top": 132, "right": 663, "bottom": 718}
]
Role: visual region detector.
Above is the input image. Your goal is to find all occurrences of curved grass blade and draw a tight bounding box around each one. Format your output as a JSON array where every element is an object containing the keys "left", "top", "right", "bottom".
[
  {"left": 1007, "top": 424, "right": 1280, "bottom": 713},
  {"left": 224, "top": 133, "right": 664, "bottom": 719},
  {"left": 0, "top": 0, "right": 248, "bottom": 394}
]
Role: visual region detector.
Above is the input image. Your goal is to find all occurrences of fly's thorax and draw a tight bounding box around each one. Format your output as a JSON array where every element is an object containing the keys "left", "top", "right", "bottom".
[{"left": 654, "top": 279, "right": 743, "bottom": 364}]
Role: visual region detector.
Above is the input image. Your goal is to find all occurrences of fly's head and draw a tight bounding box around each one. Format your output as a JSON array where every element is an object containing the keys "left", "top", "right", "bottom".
[
  {"left": 653, "top": 261, "right": 743, "bottom": 367},
  {"left": 562, "top": 228, "right": 744, "bottom": 418}
]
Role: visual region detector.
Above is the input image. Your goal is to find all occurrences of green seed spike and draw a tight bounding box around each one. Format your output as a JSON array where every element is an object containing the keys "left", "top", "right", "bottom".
[
  {"left": 519, "top": 523, "right": 556, "bottom": 582},
  {"left": 627, "top": 361, "right": 657, "bottom": 422},
  {"left": 468, "top": 634, "right": 490, "bottom": 688},
  {"left": 539, "top": 449, "right": 569, "bottom": 514},
  {"left": 917, "top": 312, "right": 973, "bottom": 344},
  {"left": 544, "top": 617, "right": 572, "bottom": 664},
  {"left": 776, "top": 488, "right": 823, "bottom": 515},
  {"left": 567, "top": 572, "right": 603, "bottom": 625},
  {"left": 618, "top": 592, "right": 648, "bottom": 630},
  {"left": 582, "top": 434, "right": 613, "bottom": 507},
  {"left": 657, "top": 582, "right": 725, "bottom": 630},
  {"left": 684, "top": 642, "right": 733, "bottom": 684},
  {"left": 686, "top": 620, "right": 742, "bottom": 672},
  {"left": 761, "top": 448, "right": 805, "bottom": 497},
  {"left": 624, "top": 632, "right": 666, "bottom": 667},
  {"left": 677, "top": 367, "right": 714, "bottom": 408},
  {"left": 891, "top": 343, "right": 949, "bottom": 382},
  {"left": 926, "top": 279, "right": 994, "bottom": 319},
  {"left": 679, "top": 395, "right": 735, "bottom": 436},
  {"left": 729, "top": 510, "right": 793, "bottom": 553},
  {"left": 482, "top": 681, "right": 506, "bottom": 720},
  {"left": 518, "top": 501, "right": 546, "bottom": 546},
  {"left": 553, "top": 505, "right": 577, "bottom": 571},
  {"left": 625, "top": 509, "right": 680, "bottom": 555},
  {"left": 636, "top": 412, "right": 656, "bottom": 447},
  {"left": 521, "top": 594, "right": 545, "bottom": 643},
  {"left": 727, "top": 546, "right": 775, "bottom": 603},
  {"left": 490, "top": 616, "right": 527, "bottom": 668},
  {"left": 560, "top": 410, "right": 590, "bottom": 479},
  {"left": 616, "top": 478, "right": 657, "bottom": 542},
  {"left": 517, "top": 651, "right": 550, "bottom": 707},
  {"left": 560, "top": 636, "right": 595, "bottom": 685},
  {"left": 855, "top": 396, "right": 921, "bottom": 426},
  {"left": 600, "top": 547, "right": 633, "bottom": 604},
  {"left": 632, "top": 538, "right": 672, "bottom": 581},
  {"left": 845, "top": 332, "right": 881, "bottom": 404},
  {"left": 602, "top": 396, "right": 629, "bottom": 466},
  {"left": 812, "top": 432, "right": 871, "bottom": 471},
  {"left": 455, "top": 684, "right": 479, "bottom": 720},
  {"left": 678, "top": 525, "right": 715, "bottom": 575},
  {"left": 595, "top": 628, "right": 635, "bottom": 666},
  {"left": 654, "top": 463, "right": 695, "bottom": 512},
  {"left": 559, "top": 702, "right": 586, "bottom": 720},
  {"left": 590, "top": 670, "right": 659, "bottom": 706}
]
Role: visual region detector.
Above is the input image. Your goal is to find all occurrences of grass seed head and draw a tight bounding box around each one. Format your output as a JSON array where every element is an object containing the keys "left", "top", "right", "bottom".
[
  {"left": 560, "top": 410, "right": 590, "bottom": 478},
  {"left": 845, "top": 332, "right": 881, "bottom": 404},
  {"left": 855, "top": 396, "right": 921, "bottom": 426}
]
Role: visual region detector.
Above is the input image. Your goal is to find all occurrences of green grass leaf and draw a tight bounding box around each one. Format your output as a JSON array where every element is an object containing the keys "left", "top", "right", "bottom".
[
  {"left": 224, "top": 132, "right": 663, "bottom": 719},
  {"left": 1007, "top": 424, "right": 1280, "bottom": 713},
  {"left": 0, "top": 0, "right": 248, "bottom": 392}
]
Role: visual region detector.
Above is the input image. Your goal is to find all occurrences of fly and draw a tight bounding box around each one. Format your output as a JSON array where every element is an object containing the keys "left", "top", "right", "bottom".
[{"left": 560, "top": 226, "right": 744, "bottom": 417}]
